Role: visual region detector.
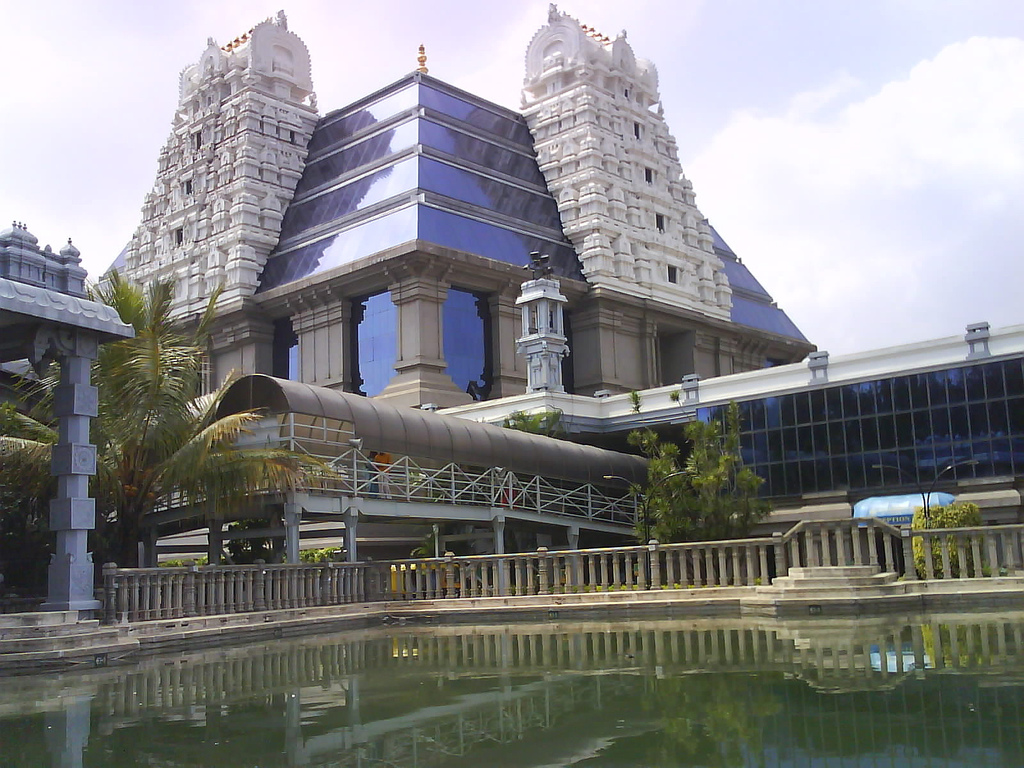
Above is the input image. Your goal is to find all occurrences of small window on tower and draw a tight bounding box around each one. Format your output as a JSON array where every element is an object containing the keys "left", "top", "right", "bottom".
[
  {"left": 174, "top": 228, "right": 184, "bottom": 246},
  {"left": 667, "top": 265, "right": 678, "bottom": 284},
  {"left": 193, "top": 132, "right": 202, "bottom": 150},
  {"left": 645, "top": 167, "right": 655, "bottom": 184},
  {"left": 623, "top": 88, "right": 630, "bottom": 98},
  {"left": 634, "top": 122, "right": 642, "bottom": 140},
  {"left": 289, "top": 129, "right": 296, "bottom": 144},
  {"left": 656, "top": 213, "right": 666, "bottom": 232},
  {"left": 184, "top": 179, "right": 193, "bottom": 196}
]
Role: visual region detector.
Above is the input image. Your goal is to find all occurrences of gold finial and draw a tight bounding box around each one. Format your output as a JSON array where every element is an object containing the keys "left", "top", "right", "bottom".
[{"left": 416, "top": 44, "right": 428, "bottom": 74}]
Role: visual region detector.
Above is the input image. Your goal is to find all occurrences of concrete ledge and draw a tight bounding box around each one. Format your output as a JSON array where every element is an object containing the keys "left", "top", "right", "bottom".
[{"left": 4, "top": 578, "right": 1024, "bottom": 674}]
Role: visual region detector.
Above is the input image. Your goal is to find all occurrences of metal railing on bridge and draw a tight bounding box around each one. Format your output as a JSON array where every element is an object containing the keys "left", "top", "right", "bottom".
[{"left": 303, "top": 448, "right": 638, "bottom": 526}]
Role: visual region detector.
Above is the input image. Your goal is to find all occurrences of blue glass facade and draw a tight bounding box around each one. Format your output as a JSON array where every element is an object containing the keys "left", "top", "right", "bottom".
[
  {"left": 258, "top": 75, "right": 581, "bottom": 293},
  {"left": 443, "top": 288, "right": 491, "bottom": 400},
  {"left": 699, "top": 357, "right": 1024, "bottom": 498},
  {"left": 351, "top": 292, "right": 397, "bottom": 396}
]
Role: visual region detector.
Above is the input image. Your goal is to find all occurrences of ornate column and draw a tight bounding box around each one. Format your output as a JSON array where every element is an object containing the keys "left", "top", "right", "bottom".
[{"left": 38, "top": 327, "right": 102, "bottom": 612}]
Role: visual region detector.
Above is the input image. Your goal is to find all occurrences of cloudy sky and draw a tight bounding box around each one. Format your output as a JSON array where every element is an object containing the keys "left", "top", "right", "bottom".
[{"left": 3, "top": 0, "right": 1022, "bottom": 356}]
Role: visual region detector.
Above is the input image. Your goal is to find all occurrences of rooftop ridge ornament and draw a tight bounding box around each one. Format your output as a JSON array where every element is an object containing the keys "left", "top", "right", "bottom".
[{"left": 416, "top": 44, "right": 428, "bottom": 74}]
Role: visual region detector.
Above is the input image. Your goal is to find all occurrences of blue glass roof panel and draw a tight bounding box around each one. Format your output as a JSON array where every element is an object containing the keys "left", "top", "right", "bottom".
[
  {"left": 731, "top": 295, "right": 808, "bottom": 342},
  {"left": 259, "top": 206, "right": 418, "bottom": 291},
  {"left": 419, "top": 122, "right": 547, "bottom": 186},
  {"left": 721, "top": 254, "right": 771, "bottom": 297},
  {"left": 419, "top": 84, "right": 533, "bottom": 145},
  {"left": 278, "top": 157, "right": 417, "bottom": 241},
  {"left": 293, "top": 120, "right": 418, "bottom": 199},
  {"left": 306, "top": 85, "right": 418, "bottom": 157}
]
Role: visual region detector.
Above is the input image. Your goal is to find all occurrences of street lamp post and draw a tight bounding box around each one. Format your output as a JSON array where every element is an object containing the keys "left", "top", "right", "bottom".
[
  {"left": 872, "top": 459, "right": 980, "bottom": 521},
  {"left": 604, "top": 470, "right": 687, "bottom": 544}
]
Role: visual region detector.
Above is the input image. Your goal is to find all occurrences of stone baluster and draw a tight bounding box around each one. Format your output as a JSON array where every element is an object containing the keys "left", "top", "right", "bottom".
[
  {"left": 537, "top": 548, "right": 550, "bottom": 594},
  {"left": 102, "top": 563, "right": 118, "bottom": 624},
  {"left": 940, "top": 535, "right": 952, "bottom": 579},
  {"left": 649, "top": 542, "right": 661, "bottom": 588},
  {"left": 922, "top": 535, "right": 936, "bottom": 579}
]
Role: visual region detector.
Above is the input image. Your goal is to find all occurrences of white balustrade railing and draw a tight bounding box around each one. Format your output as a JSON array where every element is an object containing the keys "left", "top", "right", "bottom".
[
  {"left": 101, "top": 521, "right": 1024, "bottom": 623},
  {"left": 102, "top": 561, "right": 381, "bottom": 623}
]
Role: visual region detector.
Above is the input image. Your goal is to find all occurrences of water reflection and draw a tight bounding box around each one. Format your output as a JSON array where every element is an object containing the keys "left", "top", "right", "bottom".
[{"left": 1, "top": 612, "right": 1023, "bottom": 767}]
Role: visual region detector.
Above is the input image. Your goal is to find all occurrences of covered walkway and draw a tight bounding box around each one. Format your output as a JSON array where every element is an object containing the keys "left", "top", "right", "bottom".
[{"left": 147, "top": 375, "right": 646, "bottom": 563}]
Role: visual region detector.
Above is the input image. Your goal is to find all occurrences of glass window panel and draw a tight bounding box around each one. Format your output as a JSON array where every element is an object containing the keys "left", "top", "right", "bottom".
[
  {"left": 824, "top": 387, "right": 843, "bottom": 420},
  {"left": 830, "top": 458, "right": 849, "bottom": 489},
  {"left": 353, "top": 291, "right": 397, "bottom": 397},
  {"left": 307, "top": 85, "right": 419, "bottom": 156},
  {"left": 419, "top": 85, "right": 533, "bottom": 144},
  {"left": 295, "top": 121, "right": 419, "bottom": 199},
  {"left": 989, "top": 399, "right": 1009, "bottom": 437},
  {"left": 809, "top": 389, "right": 826, "bottom": 421},
  {"left": 420, "top": 121, "right": 548, "bottom": 186},
  {"left": 419, "top": 158, "right": 562, "bottom": 226},
  {"left": 847, "top": 455, "right": 866, "bottom": 489},
  {"left": 968, "top": 403, "right": 990, "bottom": 439},
  {"left": 876, "top": 413, "right": 896, "bottom": 450},
  {"left": 764, "top": 396, "right": 782, "bottom": 429},
  {"left": 768, "top": 464, "right": 785, "bottom": 497},
  {"left": 861, "top": 418, "right": 879, "bottom": 451},
  {"left": 841, "top": 385, "right": 860, "bottom": 419},
  {"left": 945, "top": 405, "right": 966, "bottom": 441},
  {"left": 418, "top": 207, "right": 581, "bottom": 278},
  {"left": 1009, "top": 397, "right": 1024, "bottom": 433},
  {"left": 844, "top": 420, "right": 862, "bottom": 454},
  {"left": 260, "top": 206, "right": 419, "bottom": 291},
  {"left": 811, "top": 423, "right": 829, "bottom": 456},
  {"left": 856, "top": 382, "right": 876, "bottom": 415},
  {"left": 271, "top": 318, "right": 298, "bottom": 381},
  {"left": 797, "top": 461, "right": 817, "bottom": 492},
  {"left": 874, "top": 379, "right": 893, "bottom": 414},
  {"left": 912, "top": 410, "right": 932, "bottom": 446},
  {"left": 443, "top": 288, "right": 491, "bottom": 400},
  {"left": 784, "top": 461, "right": 801, "bottom": 495},
  {"left": 986, "top": 362, "right": 1007, "bottom": 399},
  {"left": 965, "top": 365, "right": 987, "bottom": 401},
  {"left": 827, "top": 421, "right": 846, "bottom": 454},
  {"left": 751, "top": 432, "right": 769, "bottom": 464},
  {"left": 894, "top": 412, "right": 914, "bottom": 449},
  {"left": 927, "top": 371, "right": 949, "bottom": 407},
  {"left": 892, "top": 376, "right": 912, "bottom": 411},
  {"left": 744, "top": 399, "right": 766, "bottom": 432},
  {"left": 796, "top": 425, "right": 813, "bottom": 457},
  {"left": 909, "top": 374, "right": 929, "bottom": 410},
  {"left": 794, "top": 392, "right": 811, "bottom": 425},
  {"left": 990, "top": 438, "right": 1013, "bottom": 470},
  {"left": 782, "top": 427, "right": 798, "bottom": 458},
  {"left": 766, "top": 430, "right": 783, "bottom": 462},
  {"left": 781, "top": 395, "right": 797, "bottom": 427},
  {"left": 280, "top": 157, "right": 419, "bottom": 238},
  {"left": 946, "top": 368, "right": 966, "bottom": 404},
  {"left": 1002, "top": 360, "right": 1023, "bottom": 399}
]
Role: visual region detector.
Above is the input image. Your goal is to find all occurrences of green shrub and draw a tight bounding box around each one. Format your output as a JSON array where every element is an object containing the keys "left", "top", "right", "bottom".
[
  {"left": 299, "top": 547, "right": 341, "bottom": 563},
  {"left": 160, "top": 557, "right": 208, "bottom": 567},
  {"left": 911, "top": 502, "right": 982, "bottom": 578}
]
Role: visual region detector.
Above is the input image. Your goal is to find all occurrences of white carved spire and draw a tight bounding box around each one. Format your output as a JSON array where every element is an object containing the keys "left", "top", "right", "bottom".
[{"left": 522, "top": 8, "right": 731, "bottom": 319}]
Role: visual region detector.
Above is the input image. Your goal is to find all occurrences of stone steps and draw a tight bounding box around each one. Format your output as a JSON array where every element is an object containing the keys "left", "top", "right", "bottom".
[{"left": 0, "top": 612, "right": 139, "bottom": 669}]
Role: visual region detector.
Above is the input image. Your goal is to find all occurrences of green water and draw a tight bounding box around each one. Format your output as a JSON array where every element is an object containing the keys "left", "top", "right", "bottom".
[{"left": 2, "top": 613, "right": 1023, "bottom": 767}]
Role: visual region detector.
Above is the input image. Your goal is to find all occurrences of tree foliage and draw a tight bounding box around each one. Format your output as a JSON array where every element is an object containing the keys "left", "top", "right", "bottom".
[
  {"left": 911, "top": 501, "right": 982, "bottom": 578},
  {"left": 0, "top": 273, "right": 324, "bottom": 569},
  {"left": 628, "top": 402, "right": 770, "bottom": 543},
  {"left": 501, "top": 409, "right": 565, "bottom": 438}
]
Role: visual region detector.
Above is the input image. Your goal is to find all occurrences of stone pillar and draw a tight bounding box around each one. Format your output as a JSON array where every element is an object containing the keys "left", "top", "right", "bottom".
[
  {"left": 284, "top": 502, "right": 301, "bottom": 564},
  {"left": 45, "top": 695, "right": 92, "bottom": 768},
  {"left": 344, "top": 508, "right": 359, "bottom": 563},
  {"left": 43, "top": 331, "right": 101, "bottom": 613},
  {"left": 292, "top": 299, "right": 350, "bottom": 389},
  {"left": 377, "top": 271, "right": 470, "bottom": 407},
  {"left": 208, "top": 518, "right": 224, "bottom": 565},
  {"left": 488, "top": 288, "right": 527, "bottom": 397},
  {"left": 492, "top": 516, "right": 506, "bottom": 555}
]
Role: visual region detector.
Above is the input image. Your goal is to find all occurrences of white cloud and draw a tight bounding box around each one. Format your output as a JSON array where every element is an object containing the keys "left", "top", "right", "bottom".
[{"left": 688, "top": 36, "right": 1024, "bottom": 355}]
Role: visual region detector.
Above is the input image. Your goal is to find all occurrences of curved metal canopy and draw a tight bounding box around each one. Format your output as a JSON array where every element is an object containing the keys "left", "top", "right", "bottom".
[{"left": 218, "top": 375, "right": 646, "bottom": 486}]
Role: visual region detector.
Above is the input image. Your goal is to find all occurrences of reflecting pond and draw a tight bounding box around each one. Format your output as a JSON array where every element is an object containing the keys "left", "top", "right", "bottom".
[{"left": 2, "top": 612, "right": 1024, "bottom": 767}]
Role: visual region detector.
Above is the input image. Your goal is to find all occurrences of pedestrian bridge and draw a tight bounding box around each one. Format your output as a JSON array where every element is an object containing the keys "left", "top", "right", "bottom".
[{"left": 148, "top": 375, "right": 645, "bottom": 564}]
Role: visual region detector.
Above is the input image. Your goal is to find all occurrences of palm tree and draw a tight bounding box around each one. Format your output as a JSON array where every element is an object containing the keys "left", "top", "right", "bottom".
[{"left": 1, "top": 273, "right": 322, "bottom": 567}]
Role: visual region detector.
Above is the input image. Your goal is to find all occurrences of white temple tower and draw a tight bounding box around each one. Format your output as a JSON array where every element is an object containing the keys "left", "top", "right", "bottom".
[
  {"left": 522, "top": 5, "right": 732, "bottom": 319},
  {"left": 119, "top": 12, "right": 319, "bottom": 318}
]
